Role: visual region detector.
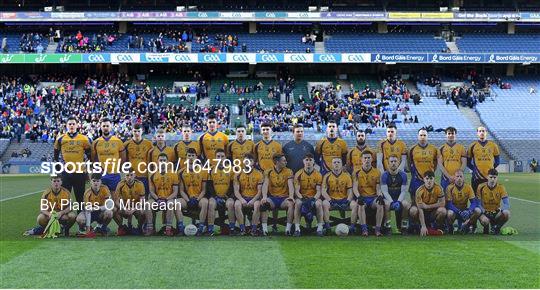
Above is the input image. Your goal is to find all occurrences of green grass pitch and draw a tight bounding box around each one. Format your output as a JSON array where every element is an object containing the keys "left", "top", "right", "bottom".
[{"left": 1, "top": 173, "right": 539, "bottom": 288}]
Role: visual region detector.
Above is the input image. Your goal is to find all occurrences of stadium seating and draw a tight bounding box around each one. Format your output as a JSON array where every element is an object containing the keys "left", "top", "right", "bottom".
[
  {"left": 192, "top": 33, "right": 311, "bottom": 53},
  {"left": 325, "top": 33, "right": 447, "bottom": 53},
  {"left": 1, "top": 33, "right": 49, "bottom": 53},
  {"left": 475, "top": 77, "right": 540, "bottom": 162},
  {"left": 456, "top": 33, "right": 540, "bottom": 53}
]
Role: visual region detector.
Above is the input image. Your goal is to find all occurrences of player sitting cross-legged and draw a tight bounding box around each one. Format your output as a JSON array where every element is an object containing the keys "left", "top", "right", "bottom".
[
  {"left": 76, "top": 173, "right": 114, "bottom": 237},
  {"left": 445, "top": 170, "right": 480, "bottom": 234},
  {"left": 23, "top": 175, "right": 77, "bottom": 237},
  {"left": 113, "top": 166, "right": 146, "bottom": 236},
  {"left": 409, "top": 171, "right": 446, "bottom": 236},
  {"left": 476, "top": 168, "right": 511, "bottom": 235},
  {"left": 293, "top": 153, "right": 324, "bottom": 237},
  {"left": 260, "top": 153, "right": 295, "bottom": 236}
]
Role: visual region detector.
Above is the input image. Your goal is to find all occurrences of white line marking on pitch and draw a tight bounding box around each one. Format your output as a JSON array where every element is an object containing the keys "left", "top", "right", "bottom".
[
  {"left": 509, "top": 196, "right": 540, "bottom": 205},
  {"left": 0, "top": 191, "right": 41, "bottom": 202}
]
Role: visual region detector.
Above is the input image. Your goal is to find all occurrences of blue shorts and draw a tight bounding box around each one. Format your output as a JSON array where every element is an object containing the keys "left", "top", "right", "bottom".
[
  {"left": 363, "top": 196, "right": 377, "bottom": 207},
  {"left": 300, "top": 198, "right": 316, "bottom": 215},
  {"left": 269, "top": 197, "right": 287, "bottom": 207},
  {"left": 242, "top": 197, "right": 252, "bottom": 205},
  {"left": 102, "top": 174, "right": 121, "bottom": 192},
  {"left": 136, "top": 177, "right": 149, "bottom": 197},
  {"left": 90, "top": 211, "right": 104, "bottom": 223},
  {"left": 330, "top": 199, "right": 349, "bottom": 211},
  {"left": 214, "top": 196, "right": 227, "bottom": 208},
  {"left": 409, "top": 177, "right": 424, "bottom": 199}
]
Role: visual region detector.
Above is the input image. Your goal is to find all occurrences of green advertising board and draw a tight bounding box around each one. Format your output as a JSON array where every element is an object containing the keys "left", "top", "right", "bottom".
[
  {"left": 0, "top": 54, "right": 26, "bottom": 64},
  {"left": 24, "top": 53, "right": 83, "bottom": 63}
]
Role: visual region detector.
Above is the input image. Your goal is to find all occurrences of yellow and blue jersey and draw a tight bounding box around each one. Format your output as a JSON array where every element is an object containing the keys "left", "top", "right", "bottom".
[{"left": 92, "top": 136, "right": 125, "bottom": 174}]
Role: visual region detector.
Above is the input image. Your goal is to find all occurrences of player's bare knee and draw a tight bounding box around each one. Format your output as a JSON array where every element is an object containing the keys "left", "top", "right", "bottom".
[{"left": 447, "top": 210, "right": 455, "bottom": 219}]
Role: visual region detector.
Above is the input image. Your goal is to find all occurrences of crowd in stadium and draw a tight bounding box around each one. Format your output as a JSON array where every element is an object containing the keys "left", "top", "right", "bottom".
[
  {"left": 22, "top": 113, "right": 510, "bottom": 238},
  {"left": 56, "top": 30, "right": 118, "bottom": 53}
]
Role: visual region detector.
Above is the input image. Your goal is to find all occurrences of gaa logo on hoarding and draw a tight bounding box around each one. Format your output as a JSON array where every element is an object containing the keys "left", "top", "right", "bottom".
[
  {"left": 0, "top": 54, "right": 14, "bottom": 63},
  {"left": 174, "top": 54, "right": 193, "bottom": 62},
  {"left": 117, "top": 54, "right": 135, "bottom": 62},
  {"left": 198, "top": 12, "right": 208, "bottom": 17},
  {"left": 261, "top": 54, "right": 279, "bottom": 62},
  {"left": 347, "top": 54, "right": 365, "bottom": 62},
  {"left": 318, "top": 54, "right": 337, "bottom": 62},
  {"left": 88, "top": 54, "right": 106, "bottom": 62},
  {"left": 290, "top": 54, "right": 307, "bottom": 62},
  {"left": 232, "top": 54, "right": 250, "bottom": 62},
  {"left": 203, "top": 54, "right": 222, "bottom": 62},
  {"left": 145, "top": 55, "right": 166, "bottom": 62}
]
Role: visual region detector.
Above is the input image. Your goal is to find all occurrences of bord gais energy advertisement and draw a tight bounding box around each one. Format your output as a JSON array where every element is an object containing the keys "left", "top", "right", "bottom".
[{"left": 0, "top": 0, "right": 539, "bottom": 289}]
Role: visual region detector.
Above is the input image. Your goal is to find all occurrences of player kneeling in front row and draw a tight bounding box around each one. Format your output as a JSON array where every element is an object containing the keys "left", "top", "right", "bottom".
[
  {"left": 321, "top": 157, "right": 356, "bottom": 235},
  {"left": 233, "top": 154, "right": 264, "bottom": 235},
  {"left": 293, "top": 153, "right": 324, "bottom": 236},
  {"left": 409, "top": 171, "right": 446, "bottom": 236},
  {"left": 476, "top": 169, "right": 511, "bottom": 235},
  {"left": 261, "top": 153, "right": 295, "bottom": 236},
  {"left": 354, "top": 151, "right": 384, "bottom": 236},
  {"left": 24, "top": 176, "right": 77, "bottom": 236},
  {"left": 445, "top": 170, "right": 479, "bottom": 234},
  {"left": 207, "top": 149, "right": 236, "bottom": 235},
  {"left": 381, "top": 155, "right": 411, "bottom": 234},
  {"left": 76, "top": 174, "right": 114, "bottom": 237},
  {"left": 146, "top": 153, "right": 179, "bottom": 236},
  {"left": 113, "top": 167, "right": 146, "bottom": 236}
]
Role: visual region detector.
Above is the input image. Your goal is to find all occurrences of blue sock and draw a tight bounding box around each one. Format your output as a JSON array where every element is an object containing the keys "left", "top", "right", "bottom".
[
  {"left": 240, "top": 224, "right": 245, "bottom": 231},
  {"left": 229, "top": 222, "right": 235, "bottom": 229},
  {"left": 349, "top": 224, "right": 356, "bottom": 232},
  {"left": 375, "top": 226, "right": 381, "bottom": 232},
  {"left": 34, "top": 225, "right": 44, "bottom": 235},
  {"left": 324, "top": 222, "right": 330, "bottom": 229},
  {"left": 177, "top": 221, "right": 184, "bottom": 230},
  {"left": 208, "top": 225, "right": 214, "bottom": 233},
  {"left": 198, "top": 223, "right": 204, "bottom": 232},
  {"left": 251, "top": 224, "right": 257, "bottom": 232},
  {"left": 361, "top": 224, "right": 368, "bottom": 232}
]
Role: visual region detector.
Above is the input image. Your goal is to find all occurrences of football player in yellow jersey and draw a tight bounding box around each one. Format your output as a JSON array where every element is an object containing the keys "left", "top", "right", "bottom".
[
  {"left": 227, "top": 125, "right": 255, "bottom": 163},
  {"left": 53, "top": 116, "right": 92, "bottom": 207},
  {"left": 91, "top": 117, "right": 126, "bottom": 191},
  {"left": 178, "top": 148, "right": 209, "bottom": 235},
  {"left": 467, "top": 126, "right": 500, "bottom": 192},
  {"left": 409, "top": 171, "right": 446, "bottom": 236},
  {"left": 207, "top": 149, "right": 235, "bottom": 236},
  {"left": 254, "top": 123, "right": 283, "bottom": 172},
  {"left": 23, "top": 176, "right": 76, "bottom": 237},
  {"left": 321, "top": 157, "right": 355, "bottom": 235},
  {"left": 293, "top": 153, "right": 323, "bottom": 236},
  {"left": 147, "top": 153, "right": 179, "bottom": 236},
  {"left": 353, "top": 151, "right": 384, "bottom": 237},
  {"left": 476, "top": 169, "right": 510, "bottom": 235},
  {"left": 261, "top": 153, "right": 295, "bottom": 236},
  {"left": 174, "top": 125, "right": 201, "bottom": 168},
  {"left": 346, "top": 130, "right": 376, "bottom": 173},
  {"left": 233, "top": 153, "right": 263, "bottom": 236},
  {"left": 124, "top": 124, "right": 153, "bottom": 195},
  {"left": 377, "top": 124, "right": 407, "bottom": 172},
  {"left": 113, "top": 167, "right": 146, "bottom": 236},
  {"left": 408, "top": 128, "right": 438, "bottom": 198},
  {"left": 76, "top": 174, "right": 114, "bottom": 237},
  {"left": 199, "top": 114, "right": 229, "bottom": 164},
  {"left": 445, "top": 170, "right": 480, "bottom": 234},
  {"left": 438, "top": 127, "right": 467, "bottom": 190},
  {"left": 315, "top": 119, "right": 348, "bottom": 174},
  {"left": 148, "top": 129, "right": 175, "bottom": 164}
]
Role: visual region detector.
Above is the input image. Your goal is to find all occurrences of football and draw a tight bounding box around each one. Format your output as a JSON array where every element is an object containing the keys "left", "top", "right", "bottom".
[
  {"left": 184, "top": 224, "right": 198, "bottom": 236},
  {"left": 335, "top": 223, "right": 349, "bottom": 236}
]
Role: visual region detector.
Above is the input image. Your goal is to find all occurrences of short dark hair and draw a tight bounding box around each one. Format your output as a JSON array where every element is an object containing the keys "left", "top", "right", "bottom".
[
  {"left": 207, "top": 113, "right": 216, "bottom": 120},
  {"left": 90, "top": 173, "right": 102, "bottom": 181},
  {"left": 488, "top": 168, "right": 499, "bottom": 176},
  {"left": 244, "top": 153, "right": 255, "bottom": 160},
  {"left": 418, "top": 127, "right": 427, "bottom": 133},
  {"left": 445, "top": 126, "right": 457, "bottom": 134},
  {"left": 215, "top": 148, "right": 226, "bottom": 155},
  {"left": 133, "top": 123, "right": 142, "bottom": 130},
  {"left": 67, "top": 116, "right": 78, "bottom": 122},
  {"left": 261, "top": 122, "right": 272, "bottom": 128},
  {"left": 100, "top": 117, "right": 111, "bottom": 123},
  {"left": 387, "top": 123, "right": 397, "bottom": 129},
  {"left": 273, "top": 153, "right": 285, "bottom": 163},
  {"left": 50, "top": 175, "right": 61, "bottom": 180},
  {"left": 158, "top": 153, "right": 168, "bottom": 160},
  {"left": 293, "top": 124, "right": 304, "bottom": 132},
  {"left": 327, "top": 119, "right": 338, "bottom": 125},
  {"left": 424, "top": 171, "right": 435, "bottom": 178},
  {"left": 236, "top": 125, "right": 246, "bottom": 130},
  {"left": 304, "top": 153, "right": 314, "bottom": 159},
  {"left": 186, "top": 148, "right": 197, "bottom": 155}
]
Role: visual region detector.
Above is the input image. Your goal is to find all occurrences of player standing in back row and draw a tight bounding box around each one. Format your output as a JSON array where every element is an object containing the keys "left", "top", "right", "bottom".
[
  {"left": 377, "top": 124, "right": 407, "bottom": 173},
  {"left": 199, "top": 114, "right": 229, "bottom": 165},
  {"left": 467, "top": 126, "right": 500, "bottom": 192},
  {"left": 438, "top": 127, "right": 467, "bottom": 191},
  {"left": 315, "top": 119, "right": 348, "bottom": 175},
  {"left": 92, "top": 117, "right": 126, "bottom": 192}
]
